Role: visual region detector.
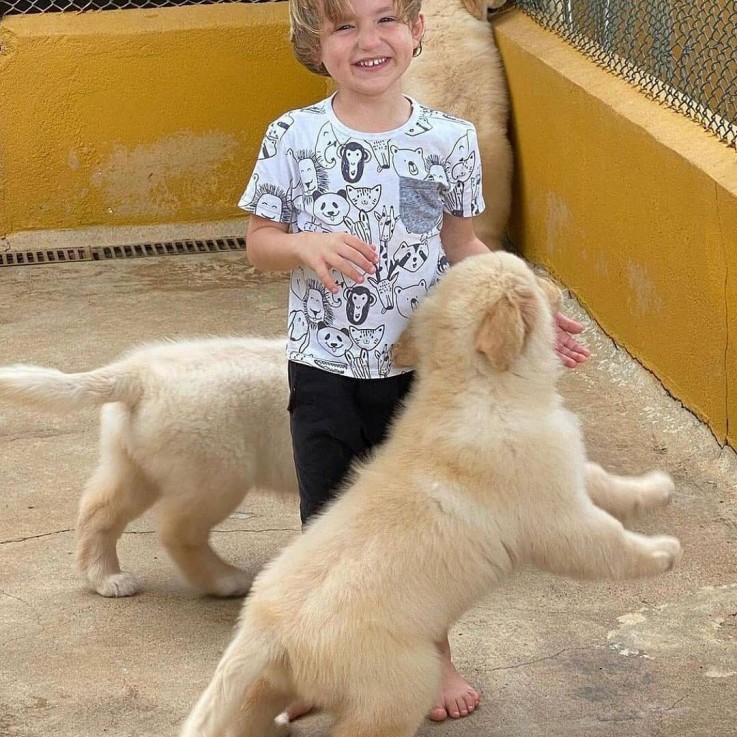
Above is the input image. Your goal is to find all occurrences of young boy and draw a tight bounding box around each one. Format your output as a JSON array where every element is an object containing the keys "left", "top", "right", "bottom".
[{"left": 239, "top": 0, "right": 587, "bottom": 722}]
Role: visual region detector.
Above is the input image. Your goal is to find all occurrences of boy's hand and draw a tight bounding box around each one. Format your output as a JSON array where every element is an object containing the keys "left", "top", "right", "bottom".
[
  {"left": 297, "top": 232, "right": 379, "bottom": 294},
  {"left": 554, "top": 311, "right": 591, "bottom": 368}
]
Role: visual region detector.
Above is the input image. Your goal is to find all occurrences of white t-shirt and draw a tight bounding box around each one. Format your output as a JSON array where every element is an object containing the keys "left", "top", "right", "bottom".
[{"left": 239, "top": 94, "right": 485, "bottom": 379}]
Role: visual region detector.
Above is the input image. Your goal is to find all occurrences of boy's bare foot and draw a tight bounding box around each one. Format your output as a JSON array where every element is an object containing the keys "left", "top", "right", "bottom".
[{"left": 428, "top": 647, "right": 480, "bottom": 721}]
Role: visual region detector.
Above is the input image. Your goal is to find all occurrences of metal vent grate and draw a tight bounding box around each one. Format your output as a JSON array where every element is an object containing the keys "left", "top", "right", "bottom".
[{"left": 0, "top": 237, "right": 246, "bottom": 268}]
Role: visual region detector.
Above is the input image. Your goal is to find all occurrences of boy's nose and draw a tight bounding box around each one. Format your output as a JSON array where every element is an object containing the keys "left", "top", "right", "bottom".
[{"left": 358, "top": 25, "right": 382, "bottom": 49}]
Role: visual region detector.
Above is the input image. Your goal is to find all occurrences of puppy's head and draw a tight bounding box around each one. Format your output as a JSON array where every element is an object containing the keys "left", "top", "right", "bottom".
[{"left": 394, "top": 252, "right": 559, "bottom": 377}]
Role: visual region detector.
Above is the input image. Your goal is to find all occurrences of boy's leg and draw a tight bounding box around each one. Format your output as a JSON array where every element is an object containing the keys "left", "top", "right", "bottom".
[{"left": 288, "top": 361, "right": 364, "bottom": 523}]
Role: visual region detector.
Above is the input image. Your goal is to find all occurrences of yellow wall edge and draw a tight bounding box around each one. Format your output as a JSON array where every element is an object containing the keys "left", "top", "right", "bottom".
[
  {"left": 493, "top": 11, "right": 737, "bottom": 445},
  {"left": 0, "top": 4, "right": 328, "bottom": 236}
]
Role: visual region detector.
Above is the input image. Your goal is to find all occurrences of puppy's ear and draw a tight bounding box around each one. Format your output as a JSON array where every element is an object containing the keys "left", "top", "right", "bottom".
[
  {"left": 475, "top": 296, "right": 525, "bottom": 371},
  {"left": 392, "top": 327, "right": 417, "bottom": 367},
  {"left": 535, "top": 275, "right": 562, "bottom": 314}
]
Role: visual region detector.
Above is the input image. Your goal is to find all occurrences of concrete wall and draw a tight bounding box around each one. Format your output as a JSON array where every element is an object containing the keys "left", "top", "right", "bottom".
[
  {"left": 0, "top": 3, "right": 328, "bottom": 236},
  {"left": 494, "top": 11, "right": 737, "bottom": 447}
]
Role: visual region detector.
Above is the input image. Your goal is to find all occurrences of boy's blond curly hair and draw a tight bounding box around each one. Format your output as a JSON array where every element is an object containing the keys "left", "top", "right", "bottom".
[{"left": 290, "top": 0, "right": 422, "bottom": 76}]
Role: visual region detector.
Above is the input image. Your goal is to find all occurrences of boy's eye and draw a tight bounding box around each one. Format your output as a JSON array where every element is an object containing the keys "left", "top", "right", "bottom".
[
  {"left": 379, "top": 16, "right": 397, "bottom": 22},
  {"left": 335, "top": 23, "right": 354, "bottom": 31}
]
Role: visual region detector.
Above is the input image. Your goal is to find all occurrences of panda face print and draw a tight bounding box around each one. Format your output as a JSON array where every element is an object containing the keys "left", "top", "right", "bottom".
[
  {"left": 255, "top": 193, "right": 284, "bottom": 220},
  {"left": 313, "top": 191, "right": 350, "bottom": 226},
  {"left": 317, "top": 326, "right": 353, "bottom": 357}
]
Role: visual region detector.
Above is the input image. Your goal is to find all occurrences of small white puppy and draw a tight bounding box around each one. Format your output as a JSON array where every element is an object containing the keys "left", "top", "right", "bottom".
[{"left": 180, "top": 252, "right": 681, "bottom": 737}]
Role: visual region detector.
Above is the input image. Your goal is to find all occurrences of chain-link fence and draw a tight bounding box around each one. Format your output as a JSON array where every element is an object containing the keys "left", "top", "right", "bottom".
[
  {"left": 0, "top": 0, "right": 277, "bottom": 15},
  {"left": 2, "top": 0, "right": 734, "bottom": 150},
  {"left": 514, "top": 0, "right": 736, "bottom": 150}
]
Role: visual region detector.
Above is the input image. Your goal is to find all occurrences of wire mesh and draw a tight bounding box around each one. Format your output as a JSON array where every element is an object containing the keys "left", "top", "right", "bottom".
[
  {"left": 0, "top": 0, "right": 279, "bottom": 16},
  {"left": 514, "top": 0, "right": 737, "bottom": 150}
]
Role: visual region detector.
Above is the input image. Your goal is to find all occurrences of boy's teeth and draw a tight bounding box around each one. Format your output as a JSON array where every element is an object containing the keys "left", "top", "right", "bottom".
[{"left": 358, "top": 58, "right": 387, "bottom": 67}]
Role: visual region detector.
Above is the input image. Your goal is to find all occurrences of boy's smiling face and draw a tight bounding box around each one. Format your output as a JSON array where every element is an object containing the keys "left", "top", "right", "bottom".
[{"left": 319, "top": 0, "right": 424, "bottom": 101}]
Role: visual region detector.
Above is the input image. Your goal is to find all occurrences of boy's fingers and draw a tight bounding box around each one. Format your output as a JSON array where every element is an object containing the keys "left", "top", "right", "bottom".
[{"left": 345, "top": 235, "right": 379, "bottom": 262}]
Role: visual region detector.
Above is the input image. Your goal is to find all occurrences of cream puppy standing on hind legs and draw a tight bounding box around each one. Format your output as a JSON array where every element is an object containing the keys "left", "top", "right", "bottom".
[{"left": 180, "top": 251, "right": 681, "bottom": 737}]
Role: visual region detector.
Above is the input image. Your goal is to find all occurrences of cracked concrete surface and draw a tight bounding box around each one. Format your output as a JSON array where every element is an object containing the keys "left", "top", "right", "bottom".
[{"left": 1, "top": 252, "right": 736, "bottom": 737}]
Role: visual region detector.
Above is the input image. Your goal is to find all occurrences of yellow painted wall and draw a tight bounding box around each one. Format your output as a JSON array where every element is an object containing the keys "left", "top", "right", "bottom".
[
  {"left": 493, "top": 12, "right": 737, "bottom": 445},
  {"left": 0, "top": 4, "right": 327, "bottom": 235}
]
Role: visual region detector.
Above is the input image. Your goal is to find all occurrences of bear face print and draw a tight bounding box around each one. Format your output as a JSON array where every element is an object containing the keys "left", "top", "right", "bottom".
[
  {"left": 390, "top": 145, "right": 428, "bottom": 179},
  {"left": 395, "top": 280, "right": 428, "bottom": 318}
]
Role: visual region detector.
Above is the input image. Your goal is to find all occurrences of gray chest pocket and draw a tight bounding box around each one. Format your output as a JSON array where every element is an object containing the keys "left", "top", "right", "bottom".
[{"left": 398, "top": 176, "right": 444, "bottom": 235}]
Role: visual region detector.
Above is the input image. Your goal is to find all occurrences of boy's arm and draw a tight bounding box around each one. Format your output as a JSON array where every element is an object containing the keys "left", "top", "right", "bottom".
[
  {"left": 440, "top": 213, "right": 493, "bottom": 264},
  {"left": 440, "top": 214, "right": 590, "bottom": 368},
  {"left": 246, "top": 215, "right": 378, "bottom": 295}
]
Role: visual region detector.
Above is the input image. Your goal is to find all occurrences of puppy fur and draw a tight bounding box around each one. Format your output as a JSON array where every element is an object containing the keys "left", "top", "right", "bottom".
[
  {"left": 0, "top": 338, "right": 295, "bottom": 597},
  {"left": 180, "top": 252, "right": 681, "bottom": 737},
  {"left": 403, "top": 0, "right": 514, "bottom": 248}
]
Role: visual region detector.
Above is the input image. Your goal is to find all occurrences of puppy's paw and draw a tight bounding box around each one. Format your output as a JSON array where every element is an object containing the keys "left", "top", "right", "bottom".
[
  {"left": 636, "top": 471, "right": 674, "bottom": 512},
  {"left": 273, "top": 712, "right": 292, "bottom": 737},
  {"left": 208, "top": 569, "right": 253, "bottom": 598},
  {"left": 95, "top": 572, "right": 140, "bottom": 597},
  {"left": 649, "top": 535, "right": 682, "bottom": 572}
]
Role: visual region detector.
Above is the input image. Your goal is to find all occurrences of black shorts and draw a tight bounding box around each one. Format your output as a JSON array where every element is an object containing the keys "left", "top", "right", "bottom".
[{"left": 287, "top": 361, "right": 415, "bottom": 525}]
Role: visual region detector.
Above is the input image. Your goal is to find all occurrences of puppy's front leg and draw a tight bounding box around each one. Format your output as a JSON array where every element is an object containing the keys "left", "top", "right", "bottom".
[
  {"left": 529, "top": 503, "right": 681, "bottom": 581},
  {"left": 585, "top": 462, "right": 674, "bottom": 522}
]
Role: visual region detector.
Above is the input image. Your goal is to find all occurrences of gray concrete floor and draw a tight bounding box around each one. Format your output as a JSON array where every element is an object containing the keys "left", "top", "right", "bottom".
[{"left": 1, "top": 251, "right": 736, "bottom": 737}]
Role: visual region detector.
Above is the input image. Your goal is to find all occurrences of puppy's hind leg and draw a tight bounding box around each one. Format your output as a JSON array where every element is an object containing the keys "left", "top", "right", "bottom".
[
  {"left": 76, "top": 407, "right": 160, "bottom": 597},
  {"left": 157, "top": 472, "right": 253, "bottom": 597},
  {"left": 530, "top": 502, "right": 681, "bottom": 581},
  {"left": 585, "top": 462, "right": 674, "bottom": 522}
]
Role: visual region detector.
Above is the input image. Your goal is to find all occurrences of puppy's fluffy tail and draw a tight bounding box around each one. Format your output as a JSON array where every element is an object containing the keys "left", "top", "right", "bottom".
[
  {"left": 180, "top": 630, "right": 287, "bottom": 737},
  {"left": 0, "top": 363, "right": 143, "bottom": 410}
]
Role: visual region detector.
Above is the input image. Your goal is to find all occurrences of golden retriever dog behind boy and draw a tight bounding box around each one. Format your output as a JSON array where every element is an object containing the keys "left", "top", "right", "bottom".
[
  {"left": 180, "top": 251, "right": 681, "bottom": 737},
  {"left": 0, "top": 337, "right": 296, "bottom": 598},
  {"left": 403, "top": 0, "right": 513, "bottom": 248}
]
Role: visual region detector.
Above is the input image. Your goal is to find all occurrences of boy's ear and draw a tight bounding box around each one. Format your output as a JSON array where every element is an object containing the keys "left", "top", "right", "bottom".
[
  {"left": 392, "top": 327, "right": 417, "bottom": 368},
  {"left": 411, "top": 12, "right": 425, "bottom": 46}
]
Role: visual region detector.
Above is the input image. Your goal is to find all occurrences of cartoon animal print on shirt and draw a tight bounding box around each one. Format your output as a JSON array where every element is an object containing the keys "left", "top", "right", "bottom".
[
  {"left": 339, "top": 141, "right": 372, "bottom": 183},
  {"left": 395, "top": 280, "right": 428, "bottom": 319},
  {"left": 316, "top": 121, "right": 343, "bottom": 169},
  {"left": 288, "top": 309, "right": 310, "bottom": 356},
  {"left": 447, "top": 151, "right": 476, "bottom": 216},
  {"left": 303, "top": 279, "right": 335, "bottom": 329},
  {"left": 367, "top": 271, "right": 399, "bottom": 314},
  {"left": 374, "top": 205, "right": 399, "bottom": 279},
  {"left": 445, "top": 132, "right": 476, "bottom": 216},
  {"left": 426, "top": 154, "right": 449, "bottom": 189},
  {"left": 368, "top": 139, "right": 391, "bottom": 172},
  {"left": 258, "top": 114, "right": 294, "bottom": 160},
  {"left": 348, "top": 325, "right": 385, "bottom": 379},
  {"left": 390, "top": 145, "right": 428, "bottom": 179},
  {"left": 287, "top": 149, "right": 329, "bottom": 207},
  {"left": 375, "top": 344, "right": 392, "bottom": 378},
  {"left": 344, "top": 285, "right": 376, "bottom": 325},
  {"left": 394, "top": 235, "right": 429, "bottom": 273},
  {"left": 345, "top": 184, "right": 381, "bottom": 245},
  {"left": 437, "top": 252, "right": 450, "bottom": 276},
  {"left": 317, "top": 326, "right": 353, "bottom": 362},
  {"left": 406, "top": 107, "right": 434, "bottom": 137},
  {"left": 247, "top": 180, "right": 290, "bottom": 223},
  {"left": 303, "top": 191, "right": 351, "bottom": 232}
]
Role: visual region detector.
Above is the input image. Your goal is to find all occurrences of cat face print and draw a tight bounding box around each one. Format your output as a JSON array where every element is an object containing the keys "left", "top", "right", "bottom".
[
  {"left": 346, "top": 184, "right": 381, "bottom": 213},
  {"left": 349, "top": 325, "right": 385, "bottom": 351},
  {"left": 313, "top": 191, "right": 350, "bottom": 226}
]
